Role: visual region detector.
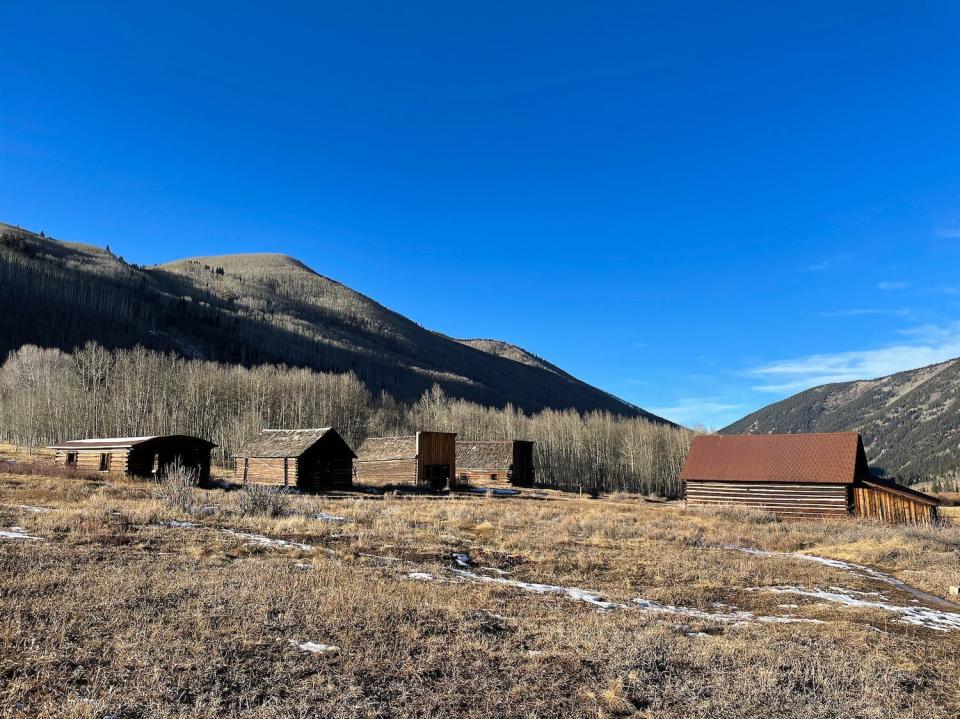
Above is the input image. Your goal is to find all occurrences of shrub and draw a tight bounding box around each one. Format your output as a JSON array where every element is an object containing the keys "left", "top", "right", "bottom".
[
  {"left": 237, "top": 483, "right": 289, "bottom": 518},
  {"left": 155, "top": 459, "right": 199, "bottom": 513}
]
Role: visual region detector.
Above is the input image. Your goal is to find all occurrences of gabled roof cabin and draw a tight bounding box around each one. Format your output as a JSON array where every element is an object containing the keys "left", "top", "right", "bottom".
[
  {"left": 681, "top": 432, "right": 939, "bottom": 524},
  {"left": 234, "top": 428, "right": 355, "bottom": 491}
]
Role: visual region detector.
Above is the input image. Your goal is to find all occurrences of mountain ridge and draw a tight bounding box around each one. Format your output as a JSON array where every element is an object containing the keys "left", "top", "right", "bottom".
[{"left": 0, "top": 222, "right": 667, "bottom": 423}]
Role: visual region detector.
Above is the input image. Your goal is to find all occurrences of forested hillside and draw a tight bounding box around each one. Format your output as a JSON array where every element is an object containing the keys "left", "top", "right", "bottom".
[
  {"left": 0, "top": 344, "right": 692, "bottom": 496},
  {"left": 723, "top": 359, "right": 960, "bottom": 483},
  {"left": 0, "top": 222, "right": 661, "bottom": 420}
]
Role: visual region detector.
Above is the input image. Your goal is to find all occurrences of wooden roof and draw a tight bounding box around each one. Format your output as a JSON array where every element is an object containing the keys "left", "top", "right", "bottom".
[
  {"left": 50, "top": 435, "right": 215, "bottom": 450},
  {"left": 237, "top": 428, "right": 354, "bottom": 458},
  {"left": 681, "top": 432, "right": 868, "bottom": 485},
  {"left": 456, "top": 441, "right": 514, "bottom": 470},
  {"left": 356, "top": 436, "right": 417, "bottom": 461}
]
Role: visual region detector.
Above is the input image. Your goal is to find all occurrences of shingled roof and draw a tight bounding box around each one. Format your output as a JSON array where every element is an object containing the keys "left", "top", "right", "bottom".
[
  {"left": 237, "top": 428, "right": 349, "bottom": 458},
  {"left": 456, "top": 441, "right": 514, "bottom": 470},
  {"left": 680, "top": 432, "right": 869, "bottom": 485},
  {"left": 357, "top": 436, "right": 418, "bottom": 461}
]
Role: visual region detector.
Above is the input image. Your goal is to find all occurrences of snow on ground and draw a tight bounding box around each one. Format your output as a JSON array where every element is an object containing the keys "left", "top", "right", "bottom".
[
  {"left": 15, "top": 505, "right": 51, "bottom": 513},
  {"left": 315, "top": 512, "right": 347, "bottom": 522},
  {"left": 407, "top": 571, "right": 435, "bottom": 581},
  {"left": 725, "top": 544, "right": 960, "bottom": 610},
  {"left": 224, "top": 529, "right": 312, "bottom": 551},
  {"left": 452, "top": 566, "right": 624, "bottom": 609},
  {"left": 165, "top": 520, "right": 198, "bottom": 529},
  {"left": 291, "top": 640, "right": 339, "bottom": 654},
  {"left": 754, "top": 586, "right": 960, "bottom": 632},
  {"left": 0, "top": 527, "right": 41, "bottom": 540},
  {"left": 631, "top": 599, "right": 823, "bottom": 625},
  {"left": 160, "top": 520, "right": 312, "bottom": 550}
]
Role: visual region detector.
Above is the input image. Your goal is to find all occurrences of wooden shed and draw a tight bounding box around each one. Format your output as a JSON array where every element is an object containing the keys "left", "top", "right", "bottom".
[
  {"left": 50, "top": 435, "right": 215, "bottom": 484},
  {"left": 234, "top": 428, "right": 355, "bottom": 491},
  {"left": 681, "top": 432, "right": 939, "bottom": 524},
  {"left": 456, "top": 440, "right": 535, "bottom": 487},
  {"left": 355, "top": 431, "right": 457, "bottom": 489}
]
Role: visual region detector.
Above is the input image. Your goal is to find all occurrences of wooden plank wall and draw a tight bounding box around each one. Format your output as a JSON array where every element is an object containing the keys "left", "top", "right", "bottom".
[
  {"left": 234, "top": 457, "right": 298, "bottom": 487},
  {"left": 354, "top": 458, "right": 418, "bottom": 487},
  {"left": 852, "top": 485, "right": 937, "bottom": 524},
  {"left": 416, "top": 432, "right": 457, "bottom": 487},
  {"left": 685, "top": 481, "right": 850, "bottom": 519}
]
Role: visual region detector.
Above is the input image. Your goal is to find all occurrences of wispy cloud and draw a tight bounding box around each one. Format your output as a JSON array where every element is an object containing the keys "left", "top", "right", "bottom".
[
  {"left": 748, "top": 321, "right": 960, "bottom": 393},
  {"left": 649, "top": 397, "right": 744, "bottom": 428},
  {"left": 803, "top": 252, "right": 853, "bottom": 273},
  {"left": 816, "top": 308, "right": 911, "bottom": 318},
  {"left": 935, "top": 227, "right": 960, "bottom": 240},
  {"left": 877, "top": 280, "right": 912, "bottom": 291}
]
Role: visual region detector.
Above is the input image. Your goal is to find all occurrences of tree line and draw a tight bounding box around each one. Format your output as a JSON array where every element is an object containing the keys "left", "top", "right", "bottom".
[{"left": 0, "top": 343, "right": 694, "bottom": 497}]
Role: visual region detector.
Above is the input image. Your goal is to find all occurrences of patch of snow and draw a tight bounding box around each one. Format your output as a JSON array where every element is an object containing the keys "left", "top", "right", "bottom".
[
  {"left": 0, "top": 527, "right": 41, "bottom": 540},
  {"left": 165, "top": 520, "right": 198, "bottom": 529},
  {"left": 291, "top": 640, "right": 339, "bottom": 654},
  {"left": 452, "top": 552, "right": 472, "bottom": 568},
  {"left": 756, "top": 586, "right": 960, "bottom": 632},
  {"left": 725, "top": 545, "right": 960, "bottom": 610},
  {"left": 16, "top": 505, "right": 51, "bottom": 513},
  {"left": 452, "top": 568, "right": 622, "bottom": 610},
  {"left": 407, "top": 571, "right": 435, "bottom": 581},
  {"left": 225, "top": 529, "right": 311, "bottom": 551},
  {"left": 315, "top": 512, "right": 347, "bottom": 522},
  {"left": 294, "top": 562, "right": 313, "bottom": 570},
  {"left": 631, "top": 598, "right": 822, "bottom": 626},
  {"left": 465, "top": 487, "right": 520, "bottom": 496}
]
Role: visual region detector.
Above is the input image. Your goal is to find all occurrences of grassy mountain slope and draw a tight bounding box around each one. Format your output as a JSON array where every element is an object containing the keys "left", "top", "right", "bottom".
[
  {"left": 722, "top": 359, "right": 960, "bottom": 481},
  {"left": 0, "top": 222, "right": 664, "bottom": 420}
]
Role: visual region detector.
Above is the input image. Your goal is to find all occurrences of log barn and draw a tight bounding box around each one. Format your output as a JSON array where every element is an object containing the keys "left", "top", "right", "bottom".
[
  {"left": 50, "top": 435, "right": 215, "bottom": 484},
  {"left": 355, "top": 431, "right": 457, "bottom": 489},
  {"left": 233, "top": 428, "right": 355, "bottom": 491},
  {"left": 455, "top": 440, "right": 535, "bottom": 487},
  {"left": 681, "top": 432, "right": 939, "bottom": 524}
]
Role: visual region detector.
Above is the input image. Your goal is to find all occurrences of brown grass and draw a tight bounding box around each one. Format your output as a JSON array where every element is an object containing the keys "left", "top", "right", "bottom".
[{"left": 0, "top": 469, "right": 959, "bottom": 717}]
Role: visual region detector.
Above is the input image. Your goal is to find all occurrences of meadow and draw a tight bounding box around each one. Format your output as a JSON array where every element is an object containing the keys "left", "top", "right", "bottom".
[{"left": 1, "top": 452, "right": 959, "bottom": 718}]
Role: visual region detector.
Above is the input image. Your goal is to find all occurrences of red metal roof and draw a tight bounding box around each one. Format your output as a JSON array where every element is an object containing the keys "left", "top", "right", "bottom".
[{"left": 680, "top": 432, "right": 865, "bottom": 485}]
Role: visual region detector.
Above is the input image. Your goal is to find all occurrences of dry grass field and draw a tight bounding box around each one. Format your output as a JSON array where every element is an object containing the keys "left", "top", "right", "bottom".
[{"left": 1, "top": 456, "right": 960, "bottom": 717}]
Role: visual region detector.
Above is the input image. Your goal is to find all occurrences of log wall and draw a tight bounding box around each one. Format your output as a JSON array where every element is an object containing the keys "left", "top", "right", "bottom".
[
  {"left": 235, "top": 457, "right": 298, "bottom": 487},
  {"left": 457, "top": 469, "right": 510, "bottom": 487},
  {"left": 685, "top": 481, "right": 850, "bottom": 519},
  {"left": 55, "top": 449, "right": 130, "bottom": 473},
  {"left": 354, "top": 458, "right": 418, "bottom": 487}
]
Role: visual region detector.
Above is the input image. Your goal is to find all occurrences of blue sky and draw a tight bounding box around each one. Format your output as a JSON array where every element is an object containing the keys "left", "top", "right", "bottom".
[{"left": 3, "top": 2, "right": 960, "bottom": 427}]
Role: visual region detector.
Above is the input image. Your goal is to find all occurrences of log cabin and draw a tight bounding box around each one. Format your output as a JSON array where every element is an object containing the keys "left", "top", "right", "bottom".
[
  {"left": 355, "top": 431, "right": 457, "bottom": 489},
  {"left": 50, "top": 435, "right": 215, "bottom": 484},
  {"left": 233, "top": 428, "right": 355, "bottom": 491},
  {"left": 681, "top": 432, "right": 939, "bottom": 524},
  {"left": 455, "top": 440, "right": 535, "bottom": 487}
]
